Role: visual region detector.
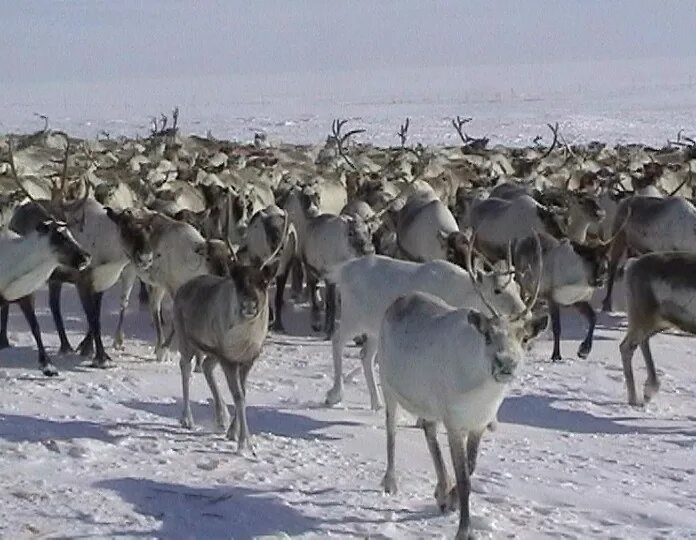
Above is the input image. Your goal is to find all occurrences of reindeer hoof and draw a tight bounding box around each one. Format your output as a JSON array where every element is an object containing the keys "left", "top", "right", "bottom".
[
  {"left": 41, "top": 363, "right": 59, "bottom": 377},
  {"left": 435, "top": 483, "right": 458, "bottom": 514},
  {"left": 577, "top": 342, "right": 592, "bottom": 359},
  {"left": 59, "top": 342, "right": 73, "bottom": 354},
  {"left": 215, "top": 413, "right": 231, "bottom": 432},
  {"left": 381, "top": 473, "right": 398, "bottom": 495},
  {"left": 551, "top": 353, "right": 562, "bottom": 362},
  {"left": 271, "top": 320, "right": 285, "bottom": 333},
  {"left": 77, "top": 341, "right": 94, "bottom": 358},
  {"left": 644, "top": 382, "right": 661, "bottom": 403},
  {"left": 0, "top": 337, "right": 10, "bottom": 350},
  {"left": 627, "top": 395, "right": 641, "bottom": 407},
  {"left": 324, "top": 387, "right": 343, "bottom": 407},
  {"left": 180, "top": 415, "right": 194, "bottom": 429},
  {"left": 601, "top": 301, "right": 612, "bottom": 313}
]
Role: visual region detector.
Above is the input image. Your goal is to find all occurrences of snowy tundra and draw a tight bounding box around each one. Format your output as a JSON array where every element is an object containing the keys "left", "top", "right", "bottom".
[{"left": 0, "top": 283, "right": 695, "bottom": 539}]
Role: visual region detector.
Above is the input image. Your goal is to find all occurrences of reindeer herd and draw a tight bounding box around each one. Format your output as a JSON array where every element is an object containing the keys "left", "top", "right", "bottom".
[{"left": 2, "top": 115, "right": 696, "bottom": 539}]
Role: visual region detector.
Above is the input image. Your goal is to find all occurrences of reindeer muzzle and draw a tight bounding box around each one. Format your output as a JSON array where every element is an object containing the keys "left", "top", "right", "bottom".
[{"left": 493, "top": 354, "right": 518, "bottom": 383}]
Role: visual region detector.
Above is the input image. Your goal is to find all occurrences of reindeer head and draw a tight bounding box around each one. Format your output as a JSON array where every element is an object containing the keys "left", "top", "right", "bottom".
[
  {"left": 344, "top": 215, "right": 375, "bottom": 257},
  {"left": 106, "top": 207, "right": 154, "bottom": 270},
  {"left": 467, "top": 309, "right": 548, "bottom": 383},
  {"left": 37, "top": 220, "right": 91, "bottom": 271},
  {"left": 231, "top": 213, "right": 289, "bottom": 320},
  {"left": 572, "top": 239, "right": 611, "bottom": 287},
  {"left": 465, "top": 229, "right": 548, "bottom": 382}
]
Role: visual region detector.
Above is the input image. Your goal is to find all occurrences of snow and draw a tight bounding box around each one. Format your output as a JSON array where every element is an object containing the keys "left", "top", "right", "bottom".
[
  {"left": 1, "top": 282, "right": 695, "bottom": 540},
  {"left": 4, "top": 59, "right": 696, "bottom": 148}
]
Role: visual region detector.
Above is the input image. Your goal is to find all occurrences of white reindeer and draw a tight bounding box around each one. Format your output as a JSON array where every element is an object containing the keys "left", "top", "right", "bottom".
[
  {"left": 325, "top": 254, "right": 526, "bottom": 410},
  {"left": 7, "top": 199, "right": 153, "bottom": 365},
  {"left": 393, "top": 191, "right": 460, "bottom": 261},
  {"left": 0, "top": 220, "right": 90, "bottom": 375},
  {"left": 377, "top": 250, "right": 547, "bottom": 540},
  {"left": 130, "top": 212, "right": 234, "bottom": 362}
]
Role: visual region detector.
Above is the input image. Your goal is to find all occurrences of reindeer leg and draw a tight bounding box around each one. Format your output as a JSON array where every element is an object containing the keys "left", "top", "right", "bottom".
[
  {"left": 423, "top": 420, "right": 456, "bottom": 513},
  {"left": 91, "top": 291, "right": 112, "bottom": 366},
  {"left": 325, "top": 322, "right": 347, "bottom": 406},
  {"left": 179, "top": 348, "right": 195, "bottom": 429},
  {"left": 0, "top": 304, "right": 10, "bottom": 349},
  {"left": 113, "top": 265, "right": 136, "bottom": 350},
  {"left": 223, "top": 363, "right": 253, "bottom": 455},
  {"left": 602, "top": 234, "right": 625, "bottom": 312},
  {"left": 149, "top": 286, "right": 168, "bottom": 362},
  {"left": 17, "top": 296, "right": 57, "bottom": 376},
  {"left": 446, "top": 427, "right": 472, "bottom": 540},
  {"left": 361, "top": 336, "right": 383, "bottom": 411},
  {"left": 575, "top": 301, "right": 596, "bottom": 359},
  {"left": 49, "top": 280, "right": 72, "bottom": 354},
  {"left": 640, "top": 339, "right": 661, "bottom": 403},
  {"left": 549, "top": 301, "right": 562, "bottom": 361},
  {"left": 272, "top": 264, "right": 290, "bottom": 333},
  {"left": 201, "top": 356, "right": 230, "bottom": 431},
  {"left": 466, "top": 429, "right": 484, "bottom": 476},
  {"left": 138, "top": 280, "right": 149, "bottom": 306},
  {"left": 324, "top": 282, "right": 337, "bottom": 340},
  {"left": 619, "top": 332, "right": 640, "bottom": 406},
  {"left": 381, "top": 387, "right": 399, "bottom": 494},
  {"left": 308, "top": 273, "right": 322, "bottom": 332},
  {"left": 290, "top": 257, "right": 304, "bottom": 302}
]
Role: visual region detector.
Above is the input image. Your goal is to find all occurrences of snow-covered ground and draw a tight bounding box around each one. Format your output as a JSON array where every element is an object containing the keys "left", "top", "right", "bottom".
[{"left": 1, "top": 282, "right": 695, "bottom": 540}]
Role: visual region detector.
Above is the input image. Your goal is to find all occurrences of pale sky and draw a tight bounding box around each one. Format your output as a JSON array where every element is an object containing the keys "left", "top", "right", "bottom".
[{"left": 2, "top": 0, "right": 694, "bottom": 84}]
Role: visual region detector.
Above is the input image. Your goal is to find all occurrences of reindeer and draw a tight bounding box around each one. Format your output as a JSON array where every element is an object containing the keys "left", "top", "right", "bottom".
[
  {"left": 469, "top": 192, "right": 604, "bottom": 262},
  {"left": 513, "top": 232, "right": 610, "bottom": 360},
  {"left": 324, "top": 253, "right": 526, "bottom": 410},
  {"left": 391, "top": 190, "right": 460, "bottom": 262},
  {"left": 172, "top": 218, "right": 288, "bottom": 454},
  {"left": 237, "top": 205, "right": 295, "bottom": 332},
  {"left": 0, "top": 220, "right": 90, "bottom": 375},
  {"left": 602, "top": 195, "right": 696, "bottom": 312},
  {"left": 619, "top": 252, "right": 696, "bottom": 405},
  {"left": 126, "top": 211, "right": 235, "bottom": 362},
  {"left": 6, "top": 199, "right": 153, "bottom": 366},
  {"left": 303, "top": 212, "right": 374, "bottom": 337},
  {"left": 377, "top": 241, "right": 547, "bottom": 540}
]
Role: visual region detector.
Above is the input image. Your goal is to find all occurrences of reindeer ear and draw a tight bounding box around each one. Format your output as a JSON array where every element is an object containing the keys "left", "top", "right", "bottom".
[
  {"left": 105, "top": 207, "right": 120, "bottom": 223},
  {"left": 260, "top": 260, "right": 279, "bottom": 286},
  {"left": 36, "top": 220, "right": 51, "bottom": 234},
  {"left": 525, "top": 314, "right": 549, "bottom": 341},
  {"left": 467, "top": 310, "right": 488, "bottom": 336}
]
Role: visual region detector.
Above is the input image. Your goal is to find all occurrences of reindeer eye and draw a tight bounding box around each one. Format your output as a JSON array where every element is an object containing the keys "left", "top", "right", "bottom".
[
  {"left": 493, "top": 288, "right": 501, "bottom": 295},
  {"left": 485, "top": 334, "right": 492, "bottom": 345}
]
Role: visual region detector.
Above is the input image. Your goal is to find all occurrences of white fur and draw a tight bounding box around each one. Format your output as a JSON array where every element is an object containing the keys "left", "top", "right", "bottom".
[
  {"left": 0, "top": 230, "right": 61, "bottom": 301},
  {"left": 395, "top": 192, "right": 459, "bottom": 261}
]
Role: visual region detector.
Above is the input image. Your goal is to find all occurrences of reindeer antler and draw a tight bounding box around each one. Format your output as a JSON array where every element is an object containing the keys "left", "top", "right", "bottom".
[
  {"left": 451, "top": 115, "right": 473, "bottom": 145},
  {"left": 541, "top": 123, "right": 559, "bottom": 158},
  {"left": 397, "top": 117, "right": 410, "bottom": 147},
  {"left": 329, "top": 118, "right": 364, "bottom": 171},
  {"left": 33, "top": 113, "right": 49, "bottom": 132}
]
